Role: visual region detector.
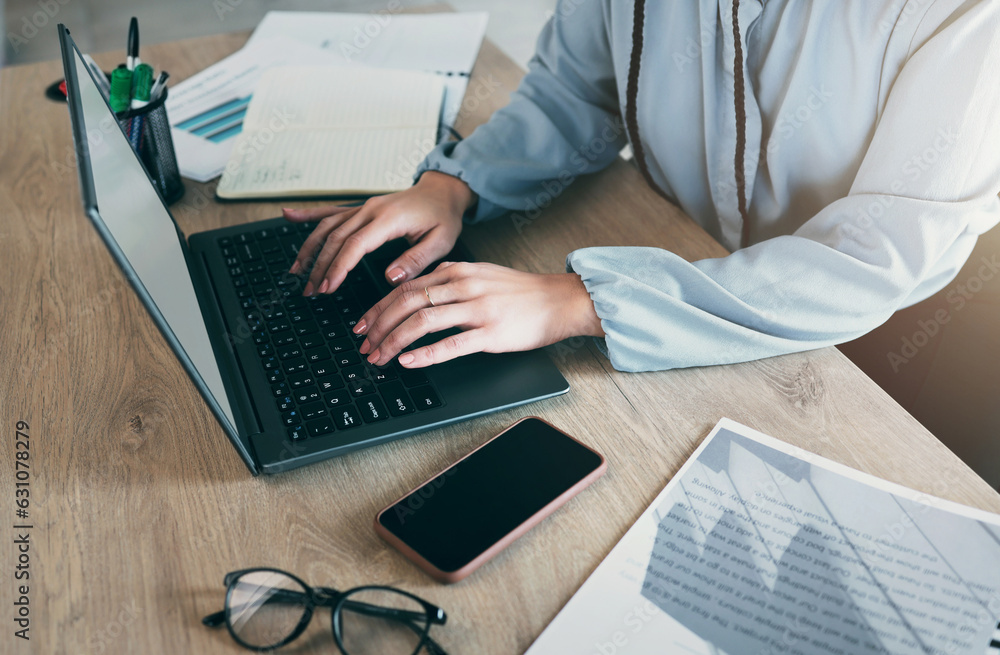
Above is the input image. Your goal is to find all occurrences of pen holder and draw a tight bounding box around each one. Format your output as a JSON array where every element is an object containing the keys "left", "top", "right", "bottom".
[{"left": 115, "top": 87, "right": 184, "bottom": 205}]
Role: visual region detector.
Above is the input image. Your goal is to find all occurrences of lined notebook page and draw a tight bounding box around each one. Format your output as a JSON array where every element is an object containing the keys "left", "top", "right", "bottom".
[{"left": 217, "top": 66, "right": 444, "bottom": 198}]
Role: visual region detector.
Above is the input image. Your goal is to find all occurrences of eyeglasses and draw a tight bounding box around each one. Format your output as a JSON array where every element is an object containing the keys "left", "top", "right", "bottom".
[{"left": 202, "top": 568, "right": 448, "bottom": 654}]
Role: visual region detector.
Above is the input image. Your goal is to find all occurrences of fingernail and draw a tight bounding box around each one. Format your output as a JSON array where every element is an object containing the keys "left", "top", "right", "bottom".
[
  {"left": 318, "top": 280, "right": 329, "bottom": 294},
  {"left": 289, "top": 261, "right": 300, "bottom": 274},
  {"left": 303, "top": 282, "right": 314, "bottom": 296},
  {"left": 367, "top": 349, "right": 380, "bottom": 364},
  {"left": 398, "top": 353, "right": 414, "bottom": 366},
  {"left": 359, "top": 339, "right": 370, "bottom": 355},
  {"left": 388, "top": 268, "right": 406, "bottom": 283},
  {"left": 282, "top": 207, "right": 293, "bottom": 214},
  {"left": 353, "top": 320, "right": 367, "bottom": 334}
]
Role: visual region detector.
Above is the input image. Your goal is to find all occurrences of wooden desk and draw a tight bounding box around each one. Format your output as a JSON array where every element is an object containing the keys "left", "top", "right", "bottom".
[{"left": 2, "top": 27, "right": 999, "bottom": 655}]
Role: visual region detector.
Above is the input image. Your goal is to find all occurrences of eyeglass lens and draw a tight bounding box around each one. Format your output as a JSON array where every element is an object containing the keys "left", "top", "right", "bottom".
[
  {"left": 228, "top": 570, "right": 309, "bottom": 649},
  {"left": 337, "top": 588, "right": 430, "bottom": 655}
]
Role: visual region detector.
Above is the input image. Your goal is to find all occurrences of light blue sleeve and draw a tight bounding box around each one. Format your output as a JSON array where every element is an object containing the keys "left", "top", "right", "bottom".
[
  {"left": 568, "top": 1, "right": 1000, "bottom": 372},
  {"left": 416, "top": 0, "right": 626, "bottom": 223}
]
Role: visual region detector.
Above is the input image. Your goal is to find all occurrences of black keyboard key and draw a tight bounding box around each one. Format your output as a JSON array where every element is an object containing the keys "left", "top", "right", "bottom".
[
  {"left": 304, "top": 346, "right": 331, "bottom": 363},
  {"left": 268, "top": 320, "right": 291, "bottom": 334},
  {"left": 276, "top": 395, "right": 295, "bottom": 412},
  {"left": 295, "top": 321, "right": 319, "bottom": 337},
  {"left": 265, "top": 371, "right": 284, "bottom": 385},
  {"left": 324, "top": 388, "right": 352, "bottom": 408},
  {"left": 271, "top": 381, "right": 289, "bottom": 397},
  {"left": 372, "top": 366, "right": 397, "bottom": 384},
  {"left": 258, "top": 239, "right": 281, "bottom": 255},
  {"left": 297, "top": 221, "right": 317, "bottom": 233},
  {"left": 232, "top": 276, "right": 247, "bottom": 288},
  {"left": 295, "top": 386, "right": 321, "bottom": 404},
  {"left": 236, "top": 233, "right": 255, "bottom": 244},
  {"left": 273, "top": 333, "right": 296, "bottom": 346},
  {"left": 229, "top": 266, "right": 243, "bottom": 277},
  {"left": 288, "top": 425, "right": 307, "bottom": 441},
  {"left": 277, "top": 345, "right": 303, "bottom": 360},
  {"left": 237, "top": 287, "right": 253, "bottom": 299},
  {"left": 240, "top": 298, "right": 256, "bottom": 310},
  {"left": 245, "top": 262, "right": 266, "bottom": 274},
  {"left": 400, "top": 368, "right": 429, "bottom": 387},
  {"left": 238, "top": 242, "right": 262, "bottom": 262},
  {"left": 312, "top": 363, "right": 338, "bottom": 378},
  {"left": 335, "top": 351, "right": 361, "bottom": 367},
  {"left": 281, "top": 410, "right": 301, "bottom": 427},
  {"left": 288, "top": 371, "right": 315, "bottom": 389},
  {"left": 265, "top": 254, "right": 286, "bottom": 266},
  {"left": 409, "top": 385, "right": 442, "bottom": 410},
  {"left": 307, "top": 416, "right": 335, "bottom": 437},
  {"left": 253, "top": 284, "right": 276, "bottom": 298},
  {"left": 225, "top": 256, "right": 240, "bottom": 268},
  {"left": 300, "top": 335, "right": 323, "bottom": 349},
  {"left": 332, "top": 405, "right": 362, "bottom": 430},
  {"left": 317, "top": 375, "right": 345, "bottom": 394},
  {"left": 253, "top": 332, "right": 270, "bottom": 346},
  {"left": 250, "top": 272, "right": 270, "bottom": 286},
  {"left": 277, "top": 224, "right": 295, "bottom": 237},
  {"left": 261, "top": 356, "right": 280, "bottom": 371},
  {"left": 349, "top": 379, "right": 375, "bottom": 398},
  {"left": 323, "top": 324, "right": 346, "bottom": 340},
  {"left": 380, "top": 381, "right": 414, "bottom": 416},
  {"left": 262, "top": 307, "right": 286, "bottom": 321},
  {"left": 285, "top": 297, "right": 308, "bottom": 311},
  {"left": 358, "top": 396, "right": 389, "bottom": 423},
  {"left": 280, "top": 236, "right": 302, "bottom": 259},
  {"left": 283, "top": 358, "right": 308, "bottom": 374},
  {"left": 218, "top": 236, "right": 233, "bottom": 247},
  {"left": 254, "top": 227, "right": 275, "bottom": 240},
  {"left": 341, "top": 365, "right": 367, "bottom": 382},
  {"left": 257, "top": 343, "right": 273, "bottom": 358},
  {"left": 300, "top": 401, "right": 327, "bottom": 420}
]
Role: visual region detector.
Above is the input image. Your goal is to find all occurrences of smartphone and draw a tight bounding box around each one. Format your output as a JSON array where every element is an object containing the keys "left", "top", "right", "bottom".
[{"left": 374, "top": 416, "right": 606, "bottom": 583}]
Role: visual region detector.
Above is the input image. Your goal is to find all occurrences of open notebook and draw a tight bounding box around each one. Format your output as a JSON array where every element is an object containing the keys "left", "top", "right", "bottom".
[{"left": 216, "top": 66, "right": 444, "bottom": 199}]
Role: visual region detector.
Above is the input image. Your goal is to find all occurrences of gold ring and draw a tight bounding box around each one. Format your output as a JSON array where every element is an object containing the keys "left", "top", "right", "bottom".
[{"left": 424, "top": 287, "right": 436, "bottom": 307}]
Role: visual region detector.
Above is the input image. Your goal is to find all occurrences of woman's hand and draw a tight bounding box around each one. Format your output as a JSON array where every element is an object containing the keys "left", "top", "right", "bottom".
[
  {"left": 353, "top": 262, "right": 605, "bottom": 368},
  {"left": 283, "top": 171, "right": 476, "bottom": 296}
]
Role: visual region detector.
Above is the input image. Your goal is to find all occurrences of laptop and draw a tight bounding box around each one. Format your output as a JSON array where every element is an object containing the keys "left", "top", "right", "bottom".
[{"left": 58, "top": 25, "right": 569, "bottom": 475}]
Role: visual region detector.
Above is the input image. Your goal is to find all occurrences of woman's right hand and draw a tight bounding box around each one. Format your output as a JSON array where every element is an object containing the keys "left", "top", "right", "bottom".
[{"left": 283, "top": 171, "right": 476, "bottom": 296}]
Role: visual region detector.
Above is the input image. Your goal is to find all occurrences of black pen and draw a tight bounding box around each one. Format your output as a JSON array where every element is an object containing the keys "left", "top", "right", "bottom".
[{"left": 127, "top": 16, "right": 139, "bottom": 71}]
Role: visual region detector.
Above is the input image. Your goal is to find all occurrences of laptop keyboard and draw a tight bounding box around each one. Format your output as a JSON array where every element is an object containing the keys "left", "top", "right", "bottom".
[{"left": 217, "top": 222, "right": 444, "bottom": 443}]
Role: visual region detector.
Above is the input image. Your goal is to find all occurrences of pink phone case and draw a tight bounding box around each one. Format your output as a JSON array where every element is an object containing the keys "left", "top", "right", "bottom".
[{"left": 374, "top": 416, "right": 607, "bottom": 584}]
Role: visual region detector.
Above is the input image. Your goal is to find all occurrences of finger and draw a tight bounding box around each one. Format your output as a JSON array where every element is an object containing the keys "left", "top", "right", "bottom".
[
  {"left": 289, "top": 206, "right": 362, "bottom": 276},
  {"left": 356, "top": 271, "right": 461, "bottom": 345},
  {"left": 384, "top": 227, "right": 456, "bottom": 285},
  {"left": 306, "top": 210, "right": 377, "bottom": 293},
  {"left": 397, "top": 328, "right": 490, "bottom": 368},
  {"left": 367, "top": 304, "right": 477, "bottom": 366},
  {"left": 282, "top": 204, "right": 357, "bottom": 222}
]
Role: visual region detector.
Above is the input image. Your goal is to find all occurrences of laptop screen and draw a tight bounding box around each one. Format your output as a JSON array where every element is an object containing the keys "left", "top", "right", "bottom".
[{"left": 66, "top": 41, "right": 237, "bottom": 431}]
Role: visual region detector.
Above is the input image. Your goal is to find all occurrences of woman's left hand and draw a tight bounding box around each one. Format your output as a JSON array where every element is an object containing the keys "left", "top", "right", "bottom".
[{"left": 354, "top": 262, "right": 605, "bottom": 368}]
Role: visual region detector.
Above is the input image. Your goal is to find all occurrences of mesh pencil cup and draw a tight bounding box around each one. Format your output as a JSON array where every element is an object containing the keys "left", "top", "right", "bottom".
[{"left": 115, "top": 87, "right": 184, "bottom": 205}]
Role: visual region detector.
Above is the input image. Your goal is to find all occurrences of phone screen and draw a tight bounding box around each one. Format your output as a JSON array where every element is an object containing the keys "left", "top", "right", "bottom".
[{"left": 377, "top": 418, "right": 604, "bottom": 574}]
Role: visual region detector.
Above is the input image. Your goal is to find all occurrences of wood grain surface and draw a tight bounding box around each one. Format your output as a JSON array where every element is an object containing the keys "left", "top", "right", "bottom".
[{"left": 1, "top": 21, "right": 998, "bottom": 655}]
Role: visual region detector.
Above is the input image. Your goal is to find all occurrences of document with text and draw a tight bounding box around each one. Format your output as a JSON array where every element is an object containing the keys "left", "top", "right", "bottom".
[{"left": 527, "top": 419, "right": 1000, "bottom": 655}]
